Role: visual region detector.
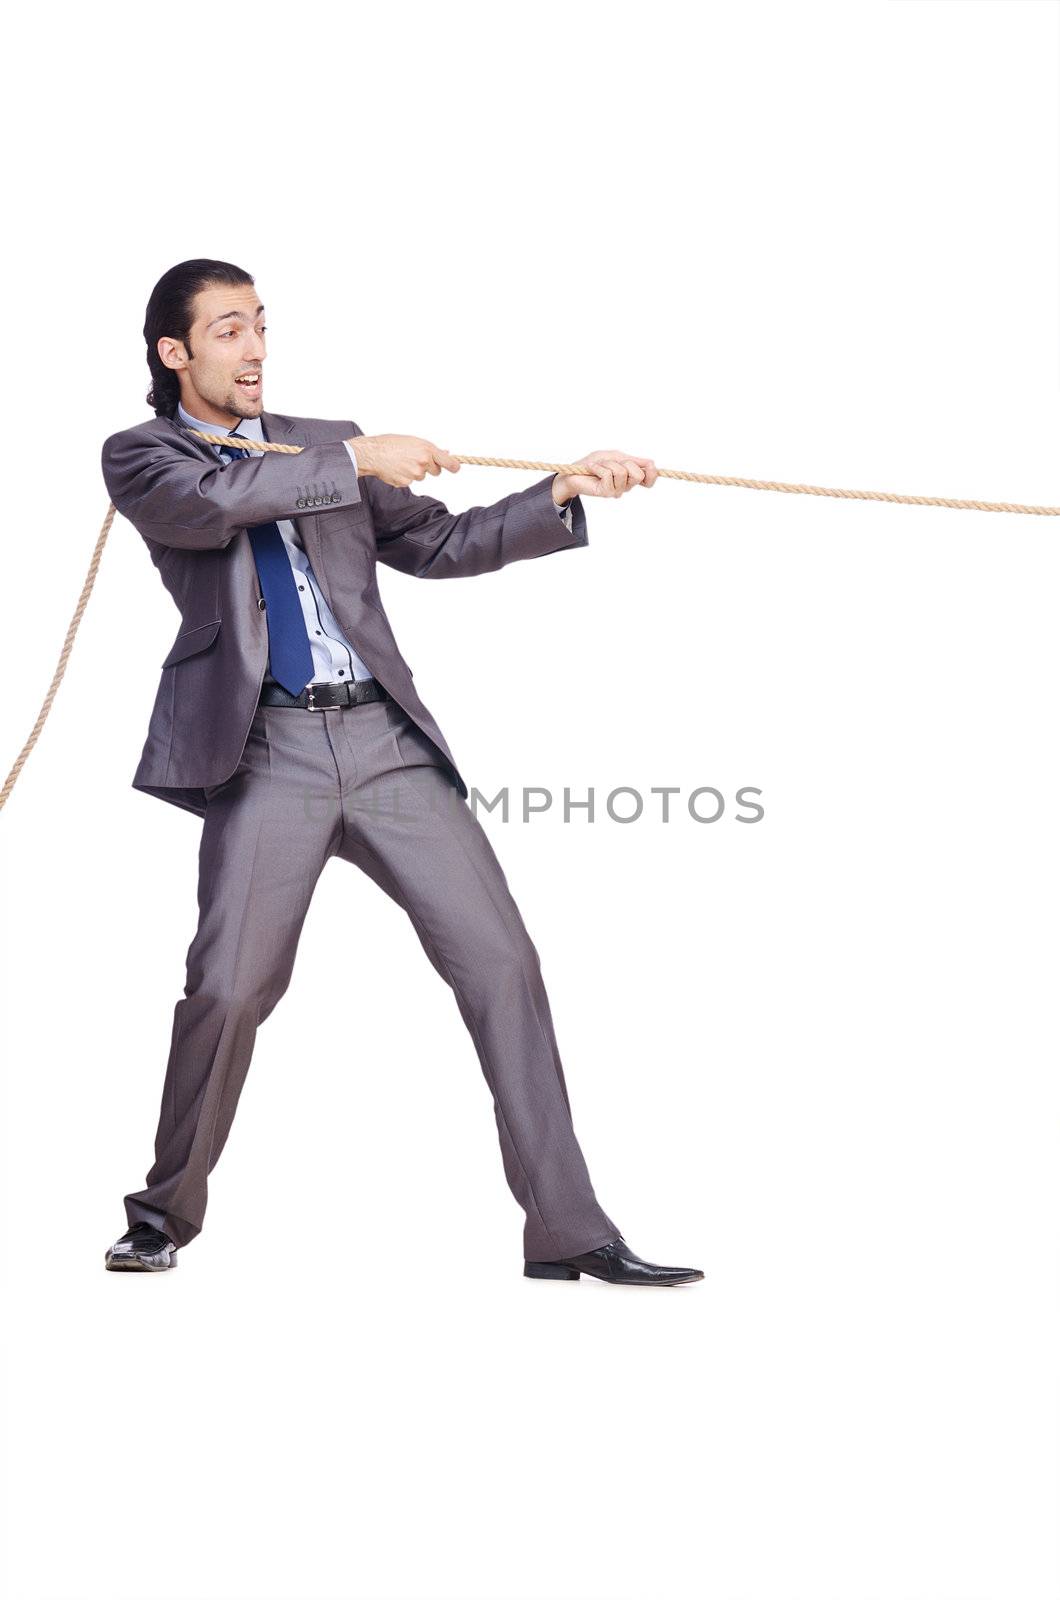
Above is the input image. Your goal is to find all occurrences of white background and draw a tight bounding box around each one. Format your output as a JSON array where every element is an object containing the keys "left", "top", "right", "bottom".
[{"left": 1, "top": 2, "right": 1057, "bottom": 1597}]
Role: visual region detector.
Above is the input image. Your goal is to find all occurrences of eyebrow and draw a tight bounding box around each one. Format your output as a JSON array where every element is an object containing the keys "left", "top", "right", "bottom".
[{"left": 206, "top": 303, "right": 266, "bottom": 330}]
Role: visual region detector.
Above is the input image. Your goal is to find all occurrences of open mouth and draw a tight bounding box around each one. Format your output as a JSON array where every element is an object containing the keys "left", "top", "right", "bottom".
[{"left": 235, "top": 372, "right": 262, "bottom": 394}]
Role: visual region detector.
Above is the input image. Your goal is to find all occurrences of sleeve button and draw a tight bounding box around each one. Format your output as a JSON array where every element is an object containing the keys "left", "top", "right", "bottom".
[{"left": 257, "top": 597, "right": 266, "bottom": 610}]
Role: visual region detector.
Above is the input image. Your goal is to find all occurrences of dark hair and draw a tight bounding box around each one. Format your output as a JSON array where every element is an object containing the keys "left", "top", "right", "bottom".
[{"left": 143, "top": 258, "right": 255, "bottom": 418}]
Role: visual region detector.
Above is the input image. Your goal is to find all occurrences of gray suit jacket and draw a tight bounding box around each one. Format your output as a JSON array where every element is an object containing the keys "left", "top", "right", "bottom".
[{"left": 100, "top": 409, "right": 588, "bottom": 818}]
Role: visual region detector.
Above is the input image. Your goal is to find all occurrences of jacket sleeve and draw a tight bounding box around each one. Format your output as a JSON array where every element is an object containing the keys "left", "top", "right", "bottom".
[
  {"left": 100, "top": 426, "right": 362, "bottom": 552},
  {"left": 348, "top": 421, "right": 589, "bottom": 578}
]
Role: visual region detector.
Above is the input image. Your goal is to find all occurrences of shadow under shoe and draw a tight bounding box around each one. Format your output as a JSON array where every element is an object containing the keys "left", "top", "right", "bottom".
[
  {"left": 104, "top": 1222, "right": 178, "bottom": 1272},
  {"left": 525, "top": 1234, "right": 703, "bottom": 1286}
]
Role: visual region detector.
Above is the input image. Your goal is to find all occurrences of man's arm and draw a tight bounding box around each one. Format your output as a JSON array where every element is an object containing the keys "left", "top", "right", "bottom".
[
  {"left": 343, "top": 423, "right": 588, "bottom": 579},
  {"left": 101, "top": 426, "right": 362, "bottom": 552}
]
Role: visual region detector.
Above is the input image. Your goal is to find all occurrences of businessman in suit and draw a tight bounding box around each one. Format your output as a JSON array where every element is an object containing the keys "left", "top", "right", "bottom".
[{"left": 100, "top": 258, "right": 703, "bottom": 1287}]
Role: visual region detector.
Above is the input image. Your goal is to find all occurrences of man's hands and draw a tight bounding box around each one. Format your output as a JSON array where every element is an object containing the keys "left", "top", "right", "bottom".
[
  {"left": 344, "top": 435, "right": 660, "bottom": 508},
  {"left": 347, "top": 434, "right": 461, "bottom": 487},
  {"left": 550, "top": 450, "right": 659, "bottom": 507}
]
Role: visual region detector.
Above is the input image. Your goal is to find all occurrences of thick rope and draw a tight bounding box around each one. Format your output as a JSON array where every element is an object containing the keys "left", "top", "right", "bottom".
[
  {"left": 4, "top": 437, "right": 1060, "bottom": 814},
  {"left": 187, "top": 430, "right": 1060, "bottom": 517},
  {"left": 0, "top": 501, "right": 116, "bottom": 813}
]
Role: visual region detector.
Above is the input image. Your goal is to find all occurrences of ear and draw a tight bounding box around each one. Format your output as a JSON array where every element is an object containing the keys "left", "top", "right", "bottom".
[{"left": 158, "top": 335, "right": 187, "bottom": 373}]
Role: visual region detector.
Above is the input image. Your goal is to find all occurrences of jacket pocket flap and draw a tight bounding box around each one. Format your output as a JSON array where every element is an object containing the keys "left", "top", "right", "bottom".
[{"left": 161, "top": 617, "right": 221, "bottom": 668}]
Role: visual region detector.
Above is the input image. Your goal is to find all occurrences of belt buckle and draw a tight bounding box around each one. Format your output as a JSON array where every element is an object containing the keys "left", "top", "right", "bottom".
[{"left": 305, "top": 683, "right": 331, "bottom": 713}]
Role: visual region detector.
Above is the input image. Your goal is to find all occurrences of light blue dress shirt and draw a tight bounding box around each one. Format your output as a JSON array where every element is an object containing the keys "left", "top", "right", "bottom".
[{"left": 177, "top": 401, "right": 575, "bottom": 689}]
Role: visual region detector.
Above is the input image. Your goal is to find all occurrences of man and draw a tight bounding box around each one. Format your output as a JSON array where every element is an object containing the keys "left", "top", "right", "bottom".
[{"left": 100, "top": 258, "right": 702, "bottom": 1287}]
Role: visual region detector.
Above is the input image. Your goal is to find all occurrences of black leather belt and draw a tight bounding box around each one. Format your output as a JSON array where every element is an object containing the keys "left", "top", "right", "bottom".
[{"left": 258, "top": 678, "right": 391, "bottom": 712}]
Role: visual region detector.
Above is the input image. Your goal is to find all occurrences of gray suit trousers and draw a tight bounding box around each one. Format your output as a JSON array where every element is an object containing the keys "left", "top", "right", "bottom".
[{"left": 124, "top": 694, "right": 620, "bottom": 1260}]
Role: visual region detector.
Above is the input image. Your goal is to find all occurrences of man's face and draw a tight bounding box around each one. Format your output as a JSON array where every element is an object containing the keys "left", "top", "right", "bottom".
[{"left": 159, "top": 281, "right": 267, "bottom": 425}]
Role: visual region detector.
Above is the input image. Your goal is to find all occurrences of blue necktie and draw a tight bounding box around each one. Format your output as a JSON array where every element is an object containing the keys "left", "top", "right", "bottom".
[{"left": 218, "top": 434, "right": 315, "bottom": 695}]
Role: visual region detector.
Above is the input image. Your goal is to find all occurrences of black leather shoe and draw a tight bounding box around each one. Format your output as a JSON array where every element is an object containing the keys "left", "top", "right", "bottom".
[
  {"left": 524, "top": 1234, "right": 703, "bottom": 1286},
  {"left": 104, "top": 1222, "right": 178, "bottom": 1272}
]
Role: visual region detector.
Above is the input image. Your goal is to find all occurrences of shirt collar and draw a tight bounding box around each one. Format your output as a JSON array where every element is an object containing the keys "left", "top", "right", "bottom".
[{"left": 177, "top": 400, "right": 264, "bottom": 444}]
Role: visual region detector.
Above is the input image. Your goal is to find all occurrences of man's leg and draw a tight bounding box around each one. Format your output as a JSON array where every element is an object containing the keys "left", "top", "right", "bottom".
[
  {"left": 123, "top": 707, "right": 339, "bottom": 1248},
  {"left": 331, "top": 698, "right": 620, "bottom": 1262}
]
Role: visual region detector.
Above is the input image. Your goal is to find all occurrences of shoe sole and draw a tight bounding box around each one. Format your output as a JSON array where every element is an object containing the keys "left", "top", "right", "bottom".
[
  {"left": 104, "top": 1254, "right": 178, "bottom": 1272},
  {"left": 524, "top": 1263, "right": 703, "bottom": 1285}
]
